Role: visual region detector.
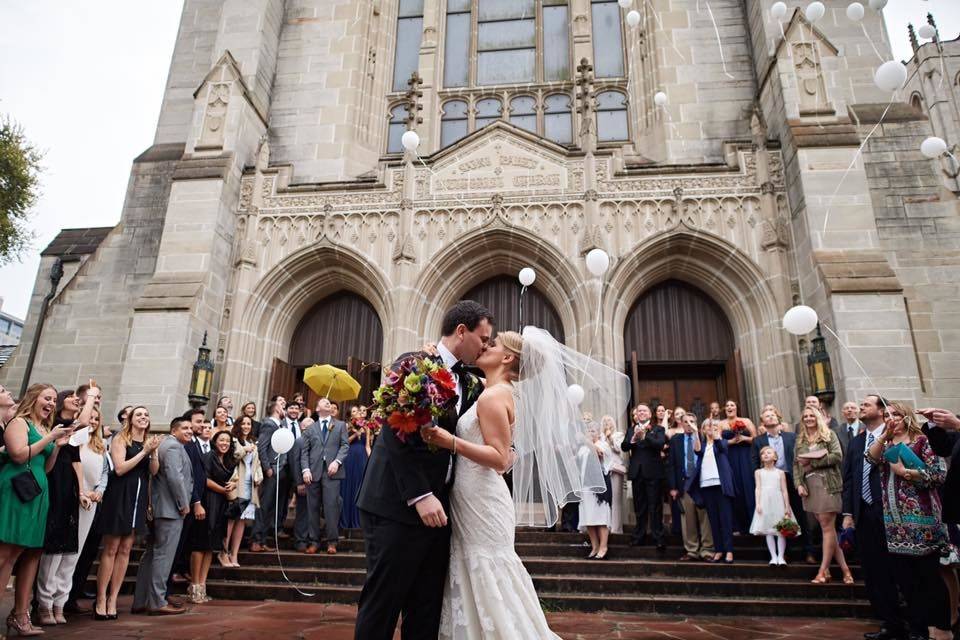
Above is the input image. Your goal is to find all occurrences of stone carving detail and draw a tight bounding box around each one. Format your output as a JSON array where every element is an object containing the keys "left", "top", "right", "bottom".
[
  {"left": 792, "top": 42, "right": 830, "bottom": 113},
  {"left": 393, "top": 232, "right": 417, "bottom": 264},
  {"left": 760, "top": 218, "right": 789, "bottom": 251},
  {"left": 200, "top": 83, "right": 230, "bottom": 149}
]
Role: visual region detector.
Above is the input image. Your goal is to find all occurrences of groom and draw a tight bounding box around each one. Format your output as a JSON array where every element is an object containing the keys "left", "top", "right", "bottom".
[{"left": 355, "top": 300, "right": 494, "bottom": 640}]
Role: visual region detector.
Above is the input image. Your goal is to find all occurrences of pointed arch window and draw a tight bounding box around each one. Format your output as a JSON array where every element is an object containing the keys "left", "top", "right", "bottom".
[
  {"left": 441, "top": 99, "right": 469, "bottom": 147},
  {"left": 475, "top": 97, "right": 503, "bottom": 129},
  {"left": 387, "top": 104, "right": 409, "bottom": 153},
  {"left": 596, "top": 90, "right": 628, "bottom": 142},
  {"left": 509, "top": 96, "right": 537, "bottom": 133},
  {"left": 544, "top": 93, "right": 572, "bottom": 144}
]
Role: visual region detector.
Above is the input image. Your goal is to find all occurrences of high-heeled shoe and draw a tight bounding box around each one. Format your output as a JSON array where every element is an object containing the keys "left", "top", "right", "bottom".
[
  {"left": 811, "top": 571, "right": 832, "bottom": 584},
  {"left": 842, "top": 570, "right": 855, "bottom": 585},
  {"left": 586, "top": 550, "right": 597, "bottom": 559},
  {"left": 200, "top": 585, "right": 213, "bottom": 603},
  {"left": 594, "top": 550, "right": 608, "bottom": 560},
  {"left": 6, "top": 613, "right": 45, "bottom": 636}
]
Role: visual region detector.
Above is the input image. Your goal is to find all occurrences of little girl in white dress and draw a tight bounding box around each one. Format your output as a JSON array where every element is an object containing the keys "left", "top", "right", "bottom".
[{"left": 749, "top": 446, "right": 794, "bottom": 565}]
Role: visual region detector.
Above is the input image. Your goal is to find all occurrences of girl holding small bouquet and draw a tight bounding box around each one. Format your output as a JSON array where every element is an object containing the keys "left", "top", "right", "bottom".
[{"left": 749, "top": 446, "right": 794, "bottom": 565}]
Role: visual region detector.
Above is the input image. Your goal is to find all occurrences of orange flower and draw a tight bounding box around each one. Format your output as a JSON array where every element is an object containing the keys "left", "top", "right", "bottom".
[{"left": 388, "top": 411, "right": 420, "bottom": 437}]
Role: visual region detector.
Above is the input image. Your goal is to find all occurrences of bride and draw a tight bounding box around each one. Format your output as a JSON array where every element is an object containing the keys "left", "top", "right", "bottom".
[{"left": 423, "top": 327, "right": 628, "bottom": 639}]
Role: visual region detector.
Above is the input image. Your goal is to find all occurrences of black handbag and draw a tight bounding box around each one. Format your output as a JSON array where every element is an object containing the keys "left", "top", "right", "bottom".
[{"left": 11, "top": 461, "right": 42, "bottom": 503}]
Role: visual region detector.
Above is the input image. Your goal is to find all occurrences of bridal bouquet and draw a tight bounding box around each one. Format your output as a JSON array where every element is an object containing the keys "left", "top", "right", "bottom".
[{"left": 371, "top": 356, "right": 458, "bottom": 443}]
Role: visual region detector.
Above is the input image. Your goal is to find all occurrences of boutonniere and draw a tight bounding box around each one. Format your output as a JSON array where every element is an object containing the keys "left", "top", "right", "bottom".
[{"left": 463, "top": 373, "right": 478, "bottom": 402}]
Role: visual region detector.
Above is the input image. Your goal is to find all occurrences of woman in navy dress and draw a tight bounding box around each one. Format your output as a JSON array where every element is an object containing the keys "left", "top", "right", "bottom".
[
  {"left": 340, "top": 405, "right": 371, "bottom": 530},
  {"left": 719, "top": 399, "right": 757, "bottom": 534}
]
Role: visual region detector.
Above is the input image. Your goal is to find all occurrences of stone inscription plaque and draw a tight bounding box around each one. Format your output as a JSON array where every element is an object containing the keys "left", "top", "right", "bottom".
[{"left": 429, "top": 136, "right": 568, "bottom": 196}]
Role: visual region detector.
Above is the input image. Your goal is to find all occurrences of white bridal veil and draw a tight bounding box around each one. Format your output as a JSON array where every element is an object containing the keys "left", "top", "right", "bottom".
[{"left": 511, "top": 326, "right": 631, "bottom": 527}]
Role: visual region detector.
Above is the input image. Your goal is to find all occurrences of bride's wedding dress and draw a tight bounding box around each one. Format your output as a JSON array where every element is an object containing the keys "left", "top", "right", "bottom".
[{"left": 439, "top": 399, "right": 560, "bottom": 640}]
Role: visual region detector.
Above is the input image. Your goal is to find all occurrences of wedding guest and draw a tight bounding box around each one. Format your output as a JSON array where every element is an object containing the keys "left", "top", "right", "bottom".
[
  {"left": 131, "top": 418, "right": 193, "bottom": 616},
  {"left": 655, "top": 404, "right": 669, "bottom": 428},
  {"left": 667, "top": 414, "right": 714, "bottom": 561},
  {"left": 190, "top": 430, "right": 236, "bottom": 603},
  {"left": 600, "top": 415, "right": 626, "bottom": 535},
  {"left": 240, "top": 402, "right": 261, "bottom": 439},
  {"left": 689, "top": 419, "right": 736, "bottom": 563},
  {"left": 795, "top": 406, "right": 852, "bottom": 585},
  {"left": 225, "top": 416, "right": 261, "bottom": 566},
  {"left": 282, "top": 401, "right": 309, "bottom": 548},
  {"left": 620, "top": 404, "right": 667, "bottom": 551},
  {"left": 719, "top": 400, "right": 757, "bottom": 534},
  {"left": 216, "top": 396, "right": 235, "bottom": 427},
  {"left": 751, "top": 408, "right": 814, "bottom": 563},
  {"left": 701, "top": 402, "right": 722, "bottom": 434},
  {"left": 64, "top": 407, "right": 110, "bottom": 615},
  {"left": 0, "top": 384, "right": 74, "bottom": 636},
  {"left": 340, "top": 405, "right": 371, "bottom": 530},
  {"left": 842, "top": 395, "right": 907, "bottom": 640},
  {"left": 330, "top": 401, "right": 340, "bottom": 420},
  {"left": 95, "top": 406, "right": 161, "bottom": 620},
  {"left": 301, "top": 398, "right": 349, "bottom": 554},
  {"left": 251, "top": 396, "right": 286, "bottom": 552},
  {"left": 36, "top": 385, "right": 100, "bottom": 625},
  {"left": 170, "top": 408, "right": 208, "bottom": 587},
  {"left": 750, "top": 446, "right": 793, "bottom": 565},
  {"left": 0, "top": 383, "right": 14, "bottom": 431},
  {"left": 867, "top": 401, "right": 952, "bottom": 640},
  {"left": 760, "top": 404, "right": 793, "bottom": 433},
  {"left": 578, "top": 424, "right": 612, "bottom": 560},
  {"left": 664, "top": 407, "right": 687, "bottom": 535},
  {"left": 213, "top": 405, "right": 231, "bottom": 433},
  {"left": 799, "top": 395, "right": 839, "bottom": 431},
  {"left": 293, "top": 393, "right": 311, "bottom": 421},
  {"left": 836, "top": 401, "right": 862, "bottom": 457}
]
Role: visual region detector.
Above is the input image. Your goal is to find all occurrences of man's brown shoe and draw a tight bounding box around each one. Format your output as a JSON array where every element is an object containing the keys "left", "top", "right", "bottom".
[
  {"left": 326, "top": 545, "right": 337, "bottom": 555},
  {"left": 304, "top": 545, "right": 318, "bottom": 554},
  {"left": 166, "top": 596, "right": 186, "bottom": 608},
  {"left": 149, "top": 605, "right": 185, "bottom": 616}
]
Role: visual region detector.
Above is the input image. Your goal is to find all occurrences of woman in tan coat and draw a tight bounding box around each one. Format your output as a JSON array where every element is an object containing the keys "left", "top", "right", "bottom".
[{"left": 223, "top": 415, "right": 263, "bottom": 567}]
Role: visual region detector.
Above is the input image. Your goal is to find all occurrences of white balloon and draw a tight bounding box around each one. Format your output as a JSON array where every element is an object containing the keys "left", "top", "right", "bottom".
[
  {"left": 401, "top": 130, "right": 420, "bottom": 152},
  {"left": 874, "top": 60, "right": 907, "bottom": 92},
  {"left": 845, "top": 2, "right": 864, "bottom": 22},
  {"left": 920, "top": 136, "right": 947, "bottom": 159},
  {"left": 782, "top": 305, "right": 819, "bottom": 336},
  {"left": 654, "top": 91, "right": 668, "bottom": 107},
  {"left": 771, "top": 1, "right": 788, "bottom": 21},
  {"left": 626, "top": 10, "right": 641, "bottom": 27},
  {"left": 585, "top": 248, "right": 610, "bottom": 277},
  {"left": 617, "top": 0, "right": 632, "bottom": 8},
  {"left": 518, "top": 267, "right": 536, "bottom": 287},
  {"left": 917, "top": 24, "right": 936, "bottom": 40},
  {"left": 868, "top": 0, "right": 887, "bottom": 10},
  {"left": 804, "top": 1, "right": 825, "bottom": 23},
  {"left": 567, "top": 384, "right": 585, "bottom": 406},
  {"left": 271, "top": 427, "right": 295, "bottom": 455}
]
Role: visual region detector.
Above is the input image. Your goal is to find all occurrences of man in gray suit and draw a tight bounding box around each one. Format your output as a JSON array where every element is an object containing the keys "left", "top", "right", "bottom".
[
  {"left": 132, "top": 418, "right": 192, "bottom": 615},
  {"left": 301, "top": 397, "right": 349, "bottom": 554}
]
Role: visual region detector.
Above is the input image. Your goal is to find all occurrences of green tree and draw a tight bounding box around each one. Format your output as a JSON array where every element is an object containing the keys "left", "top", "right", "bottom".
[{"left": 0, "top": 116, "right": 42, "bottom": 265}]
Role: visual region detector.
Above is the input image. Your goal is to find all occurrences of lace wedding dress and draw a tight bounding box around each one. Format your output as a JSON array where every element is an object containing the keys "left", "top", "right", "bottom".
[{"left": 439, "top": 400, "right": 560, "bottom": 640}]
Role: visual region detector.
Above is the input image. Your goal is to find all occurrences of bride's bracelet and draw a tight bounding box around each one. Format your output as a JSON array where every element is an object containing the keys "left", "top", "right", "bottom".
[{"left": 452, "top": 436, "right": 457, "bottom": 455}]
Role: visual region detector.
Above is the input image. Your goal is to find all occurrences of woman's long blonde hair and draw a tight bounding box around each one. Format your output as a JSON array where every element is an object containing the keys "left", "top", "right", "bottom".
[
  {"left": 887, "top": 400, "right": 923, "bottom": 439},
  {"left": 797, "top": 406, "right": 832, "bottom": 447},
  {"left": 117, "top": 405, "right": 149, "bottom": 447},
  {"left": 13, "top": 383, "right": 57, "bottom": 432},
  {"left": 87, "top": 407, "right": 107, "bottom": 454}
]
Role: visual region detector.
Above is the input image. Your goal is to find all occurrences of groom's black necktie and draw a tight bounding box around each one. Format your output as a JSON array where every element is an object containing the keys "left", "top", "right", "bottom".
[{"left": 451, "top": 361, "right": 466, "bottom": 376}]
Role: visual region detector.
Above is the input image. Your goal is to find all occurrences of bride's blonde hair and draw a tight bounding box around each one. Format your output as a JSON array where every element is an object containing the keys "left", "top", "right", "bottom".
[{"left": 498, "top": 331, "right": 523, "bottom": 380}]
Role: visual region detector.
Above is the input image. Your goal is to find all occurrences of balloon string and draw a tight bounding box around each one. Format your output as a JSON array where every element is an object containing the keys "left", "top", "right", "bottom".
[
  {"left": 644, "top": 0, "right": 687, "bottom": 63},
  {"left": 519, "top": 285, "right": 528, "bottom": 333},
  {"left": 819, "top": 321, "right": 882, "bottom": 399},
  {"left": 821, "top": 98, "right": 894, "bottom": 236},
  {"left": 703, "top": 1, "right": 734, "bottom": 80},
  {"left": 860, "top": 23, "right": 885, "bottom": 64},
  {"left": 580, "top": 278, "right": 605, "bottom": 384},
  {"left": 274, "top": 455, "right": 317, "bottom": 597}
]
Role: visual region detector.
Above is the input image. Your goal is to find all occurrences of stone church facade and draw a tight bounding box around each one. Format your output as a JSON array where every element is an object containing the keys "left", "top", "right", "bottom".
[{"left": 2, "top": 1, "right": 959, "bottom": 423}]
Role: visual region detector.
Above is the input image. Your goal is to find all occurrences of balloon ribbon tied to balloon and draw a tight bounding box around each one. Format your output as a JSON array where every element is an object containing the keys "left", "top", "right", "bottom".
[
  {"left": 269, "top": 427, "right": 318, "bottom": 597},
  {"left": 518, "top": 267, "right": 536, "bottom": 332}
]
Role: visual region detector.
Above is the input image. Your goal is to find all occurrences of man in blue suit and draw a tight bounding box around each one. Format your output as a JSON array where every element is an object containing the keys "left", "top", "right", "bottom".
[
  {"left": 667, "top": 414, "right": 714, "bottom": 561},
  {"left": 751, "top": 408, "right": 814, "bottom": 562}
]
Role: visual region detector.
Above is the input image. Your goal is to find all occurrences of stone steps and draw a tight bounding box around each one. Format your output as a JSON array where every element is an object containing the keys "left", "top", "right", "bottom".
[{"left": 91, "top": 529, "right": 873, "bottom": 618}]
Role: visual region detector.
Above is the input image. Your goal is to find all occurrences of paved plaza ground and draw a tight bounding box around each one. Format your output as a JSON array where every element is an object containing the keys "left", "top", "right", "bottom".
[{"left": 1, "top": 594, "right": 876, "bottom": 639}]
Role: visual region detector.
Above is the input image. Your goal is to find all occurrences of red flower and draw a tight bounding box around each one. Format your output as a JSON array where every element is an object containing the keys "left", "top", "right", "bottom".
[
  {"left": 431, "top": 367, "right": 456, "bottom": 391},
  {"left": 388, "top": 411, "right": 420, "bottom": 438}
]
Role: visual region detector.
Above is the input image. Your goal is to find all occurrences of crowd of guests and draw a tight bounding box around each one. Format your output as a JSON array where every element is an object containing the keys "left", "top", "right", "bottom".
[
  {"left": 0, "top": 382, "right": 376, "bottom": 633},
  {"left": 571, "top": 395, "right": 960, "bottom": 640}
]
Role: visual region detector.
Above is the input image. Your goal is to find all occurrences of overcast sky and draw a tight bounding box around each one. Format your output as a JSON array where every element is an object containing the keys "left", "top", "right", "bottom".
[{"left": 0, "top": 0, "right": 958, "bottom": 321}]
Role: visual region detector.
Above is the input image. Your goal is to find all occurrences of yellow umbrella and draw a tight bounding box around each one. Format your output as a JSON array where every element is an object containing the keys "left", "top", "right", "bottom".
[{"left": 303, "top": 364, "right": 362, "bottom": 402}]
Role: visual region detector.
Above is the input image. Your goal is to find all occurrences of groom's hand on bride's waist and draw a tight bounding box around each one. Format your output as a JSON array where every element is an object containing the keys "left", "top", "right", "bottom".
[{"left": 414, "top": 494, "right": 448, "bottom": 528}]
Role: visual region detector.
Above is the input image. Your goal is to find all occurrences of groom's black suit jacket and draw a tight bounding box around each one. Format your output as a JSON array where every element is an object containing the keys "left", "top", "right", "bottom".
[{"left": 356, "top": 351, "right": 483, "bottom": 527}]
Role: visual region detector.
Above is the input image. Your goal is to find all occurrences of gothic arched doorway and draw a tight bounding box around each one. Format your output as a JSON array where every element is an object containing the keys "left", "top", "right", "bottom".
[
  {"left": 624, "top": 279, "right": 742, "bottom": 421},
  {"left": 270, "top": 291, "right": 384, "bottom": 412},
  {"left": 463, "top": 275, "right": 565, "bottom": 343}
]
